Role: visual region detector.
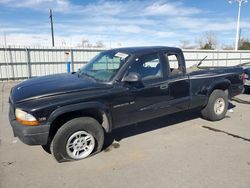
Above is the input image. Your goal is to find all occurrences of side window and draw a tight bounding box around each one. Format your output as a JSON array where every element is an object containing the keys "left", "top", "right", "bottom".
[
  {"left": 127, "top": 53, "right": 162, "bottom": 81},
  {"left": 166, "top": 53, "right": 183, "bottom": 76}
]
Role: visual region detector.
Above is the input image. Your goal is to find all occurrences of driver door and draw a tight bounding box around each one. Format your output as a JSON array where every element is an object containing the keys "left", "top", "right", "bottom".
[{"left": 111, "top": 52, "right": 171, "bottom": 128}]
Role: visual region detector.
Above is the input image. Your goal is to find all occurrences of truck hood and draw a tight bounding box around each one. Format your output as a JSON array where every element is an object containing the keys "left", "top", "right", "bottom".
[{"left": 10, "top": 73, "right": 109, "bottom": 103}]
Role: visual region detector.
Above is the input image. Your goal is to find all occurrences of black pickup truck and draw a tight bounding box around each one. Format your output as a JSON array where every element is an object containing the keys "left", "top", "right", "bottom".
[{"left": 9, "top": 46, "right": 244, "bottom": 162}]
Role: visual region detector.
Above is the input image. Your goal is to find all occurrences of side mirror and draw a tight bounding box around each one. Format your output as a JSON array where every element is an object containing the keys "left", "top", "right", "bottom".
[{"left": 122, "top": 72, "right": 142, "bottom": 83}]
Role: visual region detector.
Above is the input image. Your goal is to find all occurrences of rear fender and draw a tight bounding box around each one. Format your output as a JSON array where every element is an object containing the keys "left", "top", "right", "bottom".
[{"left": 203, "top": 79, "right": 231, "bottom": 106}]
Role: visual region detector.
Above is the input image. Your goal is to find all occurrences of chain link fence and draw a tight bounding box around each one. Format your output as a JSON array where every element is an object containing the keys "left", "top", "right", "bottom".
[{"left": 0, "top": 46, "right": 250, "bottom": 81}]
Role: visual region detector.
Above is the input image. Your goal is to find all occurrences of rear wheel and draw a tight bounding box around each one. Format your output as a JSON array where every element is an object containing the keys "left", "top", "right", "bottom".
[
  {"left": 244, "top": 87, "right": 250, "bottom": 94},
  {"left": 201, "top": 89, "right": 228, "bottom": 121},
  {"left": 51, "top": 117, "right": 104, "bottom": 162}
]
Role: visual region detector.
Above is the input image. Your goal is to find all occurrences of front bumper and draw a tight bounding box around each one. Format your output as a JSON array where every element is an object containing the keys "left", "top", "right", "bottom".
[
  {"left": 9, "top": 104, "right": 50, "bottom": 145},
  {"left": 10, "top": 120, "right": 50, "bottom": 145}
]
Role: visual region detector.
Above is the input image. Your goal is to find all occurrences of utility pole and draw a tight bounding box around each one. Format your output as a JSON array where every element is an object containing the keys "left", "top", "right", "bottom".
[
  {"left": 229, "top": 0, "right": 248, "bottom": 50},
  {"left": 239, "top": 28, "right": 242, "bottom": 45},
  {"left": 49, "top": 9, "right": 55, "bottom": 47}
]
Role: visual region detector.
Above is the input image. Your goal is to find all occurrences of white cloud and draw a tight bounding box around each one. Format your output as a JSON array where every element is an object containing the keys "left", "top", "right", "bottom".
[
  {"left": 0, "top": 33, "right": 50, "bottom": 46},
  {"left": 81, "top": 1, "right": 125, "bottom": 16},
  {"left": 170, "top": 17, "right": 250, "bottom": 32},
  {"left": 0, "top": 31, "right": 179, "bottom": 48},
  {"left": 155, "top": 31, "right": 176, "bottom": 37},
  {"left": 144, "top": 1, "right": 201, "bottom": 16},
  {"left": 0, "top": 0, "right": 202, "bottom": 16},
  {"left": 0, "top": 0, "right": 80, "bottom": 13},
  {"left": 0, "top": 0, "right": 250, "bottom": 48}
]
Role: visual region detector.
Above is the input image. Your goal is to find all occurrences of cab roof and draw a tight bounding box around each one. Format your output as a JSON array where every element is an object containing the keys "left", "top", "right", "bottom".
[{"left": 109, "top": 46, "right": 182, "bottom": 55}]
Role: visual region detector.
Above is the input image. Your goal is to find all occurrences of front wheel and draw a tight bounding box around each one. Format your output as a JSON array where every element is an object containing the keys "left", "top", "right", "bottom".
[
  {"left": 51, "top": 117, "right": 104, "bottom": 162},
  {"left": 201, "top": 89, "right": 229, "bottom": 121}
]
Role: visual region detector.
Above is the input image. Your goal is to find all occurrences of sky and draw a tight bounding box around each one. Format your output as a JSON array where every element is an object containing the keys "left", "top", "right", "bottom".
[{"left": 0, "top": 0, "right": 249, "bottom": 48}]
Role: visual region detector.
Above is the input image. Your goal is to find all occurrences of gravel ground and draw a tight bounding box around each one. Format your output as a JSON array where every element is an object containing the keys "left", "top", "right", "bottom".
[{"left": 1, "top": 82, "right": 250, "bottom": 188}]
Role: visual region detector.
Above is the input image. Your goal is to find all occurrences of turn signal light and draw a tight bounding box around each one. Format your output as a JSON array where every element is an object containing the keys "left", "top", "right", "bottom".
[{"left": 16, "top": 117, "right": 40, "bottom": 126}]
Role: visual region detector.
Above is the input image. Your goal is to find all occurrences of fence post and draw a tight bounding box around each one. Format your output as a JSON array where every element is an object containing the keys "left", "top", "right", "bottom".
[
  {"left": 212, "top": 52, "right": 215, "bottom": 66},
  {"left": 8, "top": 49, "right": 15, "bottom": 80},
  {"left": 217, "top": 50, "right": 219, "bottom": 66},
  {"left": 3, "top": 45, "right": 10, "bottom": 81},
  {"left": 196, "top": 52, "right": 198, "bottom": 64},
  {"left": 26, "top": 48, "right": 32, "bottom": 78},
  {"left": 226, "top": 52, "right": 228, "bottom": 66},
  {"left": 240, "top": 52, "right": 242, "bottom": 65},
  {"left": 65, "top": 51, "right": 71, "bottom": 73},
  {"left": 70, "top": 49, "right": 74, "bottom": 72}
]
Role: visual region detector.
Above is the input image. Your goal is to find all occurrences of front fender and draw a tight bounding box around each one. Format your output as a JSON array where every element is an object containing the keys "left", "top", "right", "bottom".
[{"left": 48, "top": 101, "right": 112, "bottom": 132}]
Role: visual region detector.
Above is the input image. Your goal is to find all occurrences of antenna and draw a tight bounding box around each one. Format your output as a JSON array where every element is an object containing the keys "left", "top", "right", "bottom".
[{"left": 197, "top": 56, "right": 208, "bottom": 67}]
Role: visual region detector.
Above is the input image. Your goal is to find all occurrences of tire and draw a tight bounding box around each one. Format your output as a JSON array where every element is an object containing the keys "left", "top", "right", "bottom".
[
  {"left": 201, "top": 89, "right": 228, "bottom": 121},
  {"left": 41, "top": 141, "right": 51, "bottom": 154},
  {"left": 51, "top": 117, "right": 104, "bottom": 162},
  {"left": 244, "top": 87, "right": 250, "bottom": 94}
]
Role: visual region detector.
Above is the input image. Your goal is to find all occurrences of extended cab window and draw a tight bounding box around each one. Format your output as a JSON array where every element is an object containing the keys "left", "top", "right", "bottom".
[
  {"left": 127, "top": 53, "right": 163, "bottom": 81},
  {"left": 166, "top": 53, "right": 183, "bottom": 76}
]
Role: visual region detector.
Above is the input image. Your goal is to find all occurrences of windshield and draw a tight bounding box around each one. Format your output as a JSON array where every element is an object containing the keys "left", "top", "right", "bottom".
[{"left": 79, "top": 51, "right": 129, "bottom": 82}]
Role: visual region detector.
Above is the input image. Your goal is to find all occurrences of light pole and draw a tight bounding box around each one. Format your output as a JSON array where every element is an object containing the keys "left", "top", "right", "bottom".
[{"left": 229, "top": 0, "right": 248, "bottom": 51}]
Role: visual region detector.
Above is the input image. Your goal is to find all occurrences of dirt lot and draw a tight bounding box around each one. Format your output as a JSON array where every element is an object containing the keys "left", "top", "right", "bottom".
[{"left": 1, "top": 82, "right": 250, "bottom": 188}]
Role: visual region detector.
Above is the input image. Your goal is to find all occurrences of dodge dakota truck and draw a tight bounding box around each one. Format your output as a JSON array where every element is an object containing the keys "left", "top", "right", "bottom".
[{"left": 9, "top": 46, "right": 244, "bottom": 162}]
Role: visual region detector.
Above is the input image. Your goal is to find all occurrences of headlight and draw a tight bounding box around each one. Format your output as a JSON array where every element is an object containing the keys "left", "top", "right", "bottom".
[{"left": 15, "top": 108, "right": 39, "bottom": 126}]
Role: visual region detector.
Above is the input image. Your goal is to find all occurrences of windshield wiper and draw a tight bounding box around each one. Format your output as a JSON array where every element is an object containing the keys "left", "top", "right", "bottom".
[{"left": 79, "top": 71, "right": 97, "bottom": 81}]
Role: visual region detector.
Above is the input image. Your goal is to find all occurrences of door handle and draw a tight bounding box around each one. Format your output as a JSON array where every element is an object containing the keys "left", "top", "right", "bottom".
[{"left": 160, "top": 83, "right": 168, "bottom": 90}]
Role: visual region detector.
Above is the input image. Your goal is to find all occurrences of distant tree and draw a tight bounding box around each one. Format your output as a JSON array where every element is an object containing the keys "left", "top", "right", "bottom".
[
  {"left": 179, "top": 40, "right": 196, "bottom": 49},
  {"left": 238, "top": 38, "right": 250, "bottom": 50},
  {"left": 78, "top": 39, "right": 106, "bottom": 48},
  {"left": 222, "top": 44, "right": 234, "bottom": 50},
  {"left": 81, "top": 39, "right": 89, "bottom": 48},
  {"left": 95, "top": 41, "right": 105, "bottom": 48},
  {"left": 197, "top": 32, "right": 217, "bottom": 50},
  {"left": 86, "top": 43, "right": 93, "bottom": 48}
]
